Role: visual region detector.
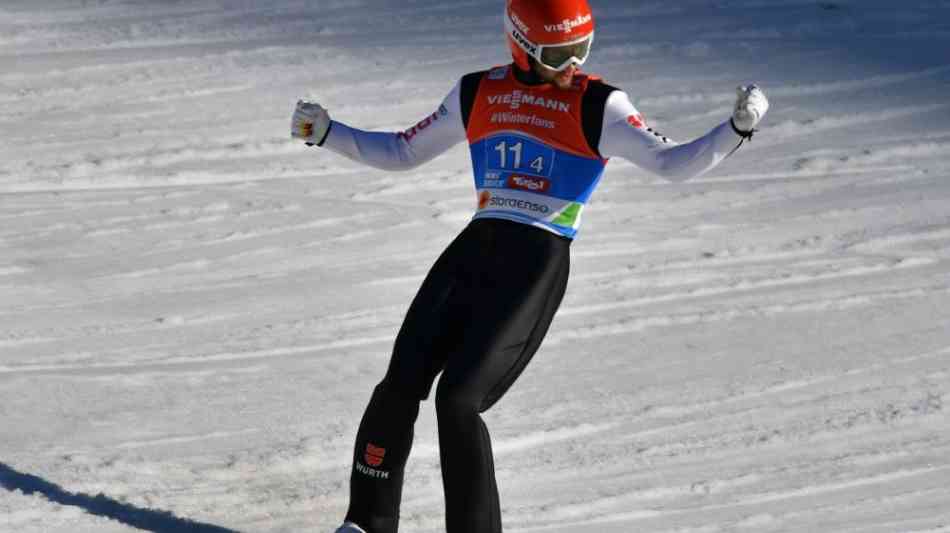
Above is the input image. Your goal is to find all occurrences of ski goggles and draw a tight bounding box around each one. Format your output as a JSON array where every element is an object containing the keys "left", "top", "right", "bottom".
[
  {"left": 535, "top": 34, "right": 594, "bottom": 72},
  {"left": 505, "top": 14, "right": 594, "bottom": 72}
]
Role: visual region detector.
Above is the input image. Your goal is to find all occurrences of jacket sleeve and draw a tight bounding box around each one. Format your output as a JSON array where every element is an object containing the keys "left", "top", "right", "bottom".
[
  {"left": 319, "top": 80, "right": 468, "bottom": 171},
  {"left": 598, "top": 90, "right": 744, "bottom": 182}
]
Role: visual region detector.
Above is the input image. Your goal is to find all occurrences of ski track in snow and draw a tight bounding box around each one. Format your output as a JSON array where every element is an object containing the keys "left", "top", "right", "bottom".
[{"left": 2, "top": 1, "right": 950, "bottom": 532}]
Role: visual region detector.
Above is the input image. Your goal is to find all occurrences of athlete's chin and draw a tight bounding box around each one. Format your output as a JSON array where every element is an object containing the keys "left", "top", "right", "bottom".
[
  {"left": 530, "top": 61, "right": 576, "bottom": 89},
  {"left": 552, "top": 66, "right": 578, "bottom": 88}
]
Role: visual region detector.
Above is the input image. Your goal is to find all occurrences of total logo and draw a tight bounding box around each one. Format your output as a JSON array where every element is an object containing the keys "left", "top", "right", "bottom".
[
  {"left": 544, "top": 13, "right": 592, "bottom": 33},
  {"left": 508, "top": 175, "right": 551, "bottom": 193}
]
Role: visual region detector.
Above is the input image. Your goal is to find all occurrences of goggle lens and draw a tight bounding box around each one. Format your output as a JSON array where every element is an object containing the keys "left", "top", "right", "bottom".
[{"left": 539, "top": 37, "right": 592, "bottom": 71}]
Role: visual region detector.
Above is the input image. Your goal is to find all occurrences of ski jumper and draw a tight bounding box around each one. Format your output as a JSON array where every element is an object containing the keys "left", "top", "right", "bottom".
[{"left": 319, "top": 65, "right": 747, "bottom": 533}]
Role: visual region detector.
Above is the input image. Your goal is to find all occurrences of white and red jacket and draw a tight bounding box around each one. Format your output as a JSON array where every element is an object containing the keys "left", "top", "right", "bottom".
[{"left": 319, "top": 65, "right": 745, "bottom": 239}]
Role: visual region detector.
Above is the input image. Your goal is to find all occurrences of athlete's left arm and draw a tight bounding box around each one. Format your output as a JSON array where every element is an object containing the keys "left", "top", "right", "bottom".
[{"left": 598, "top": 87, "right": 768, "bottom": 182}]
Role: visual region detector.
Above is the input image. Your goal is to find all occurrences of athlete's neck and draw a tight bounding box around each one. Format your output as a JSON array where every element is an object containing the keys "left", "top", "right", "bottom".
[{"left": 513, "top": 64, "right": 546, "bottom": 86}]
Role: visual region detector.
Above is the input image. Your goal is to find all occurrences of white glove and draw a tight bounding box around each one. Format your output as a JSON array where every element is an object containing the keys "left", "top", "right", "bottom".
[
  {"left": 291, "top": 100, "right": 331, "bottom": 145},
  {"left": 732, "top": 84, "right": 769, "bottom": 134}
]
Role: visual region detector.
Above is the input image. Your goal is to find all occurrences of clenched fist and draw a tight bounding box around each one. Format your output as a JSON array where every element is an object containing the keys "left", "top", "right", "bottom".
[
  {"left": 291, "top": 100, "right": 331, "bottom": 145},
  {"left": 732, "top": 85, "right": 769, "bottom": 134}
]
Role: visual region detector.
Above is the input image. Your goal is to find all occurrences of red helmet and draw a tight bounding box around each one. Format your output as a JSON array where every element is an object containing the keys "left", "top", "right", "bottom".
[{"left": 504, "top": 0, "right": 596, "bottom": 72}]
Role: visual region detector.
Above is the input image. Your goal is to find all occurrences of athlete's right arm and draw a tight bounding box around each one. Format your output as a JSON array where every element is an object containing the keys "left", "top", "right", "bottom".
[{"left": 291, "top": 81, "right": 468, "bottom": 171}]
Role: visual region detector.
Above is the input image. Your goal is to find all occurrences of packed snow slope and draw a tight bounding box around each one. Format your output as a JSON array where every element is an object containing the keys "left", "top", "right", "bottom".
[{"left": 2, "top": 1, "right": 949, "bottom": 532}]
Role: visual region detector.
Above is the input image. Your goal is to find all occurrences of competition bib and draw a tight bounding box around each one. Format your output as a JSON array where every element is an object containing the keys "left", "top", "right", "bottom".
[{"left": 465, "top": 66, "right": 607, "bottom": 238}]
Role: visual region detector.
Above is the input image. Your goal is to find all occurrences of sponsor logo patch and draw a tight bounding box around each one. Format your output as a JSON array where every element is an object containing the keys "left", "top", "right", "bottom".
[
  {"left": 399, "top": 110, "right": 442, "bottom": 142},
  {"left": 478, "top": 190, "right": 492, "bottom": 209},
  {"left": 486, "top": 194, "right": 551, "bottom": 214},
  {"left": 510, "top": 12, "right": 531, "bottom": 34},
  {"left": 355, "top": 462, "right": 390, "bottom": 480},
  {"left": 508, "top": 175, "right": 551, "bottom": 193},
  {"left": 626, "top": 113, "right": 646, "bottom": 129},
  {"left": 365, "top": 443, "right": 386, "bottom": 467},
  {"left": 510, "top": 28, "right": 538, "bottom": 55},
  {"left": 544, "top": 14, "right": 592, "bottom": 33},
  {"left": 489, "top": 111, "right": 555, "bottom": 129},
  {"left": 488, "top": 91, "right": 571, "bottom": 113}
]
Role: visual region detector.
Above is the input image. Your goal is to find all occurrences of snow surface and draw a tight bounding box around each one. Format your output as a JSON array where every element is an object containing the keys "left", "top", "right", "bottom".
[{"left": 1, "top": 1, "right": 949, "bottom": 532}]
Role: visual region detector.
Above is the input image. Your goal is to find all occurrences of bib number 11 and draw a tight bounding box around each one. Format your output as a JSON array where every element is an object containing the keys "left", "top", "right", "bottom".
[
  {"left": 487, "top": 136, "right": 554, "bottom": 176},
  {"left": 494, "top": 141, "right": 546, "bottom": 173}
]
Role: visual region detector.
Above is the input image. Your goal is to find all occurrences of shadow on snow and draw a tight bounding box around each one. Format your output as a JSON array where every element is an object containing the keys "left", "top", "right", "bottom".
[{"left": 0, "top": 462, "right": 240, "bottom": 532}]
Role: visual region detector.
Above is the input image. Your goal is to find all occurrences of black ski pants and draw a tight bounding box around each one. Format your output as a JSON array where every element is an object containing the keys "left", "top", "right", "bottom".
[{"left": 344, "top": 218, "right": 570, "bottom": 533}]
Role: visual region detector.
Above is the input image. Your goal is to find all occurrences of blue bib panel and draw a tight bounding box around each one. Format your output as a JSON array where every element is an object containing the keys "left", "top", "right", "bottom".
[{"left": 470, "top": 132, "right": 606, "bottom": 238}]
